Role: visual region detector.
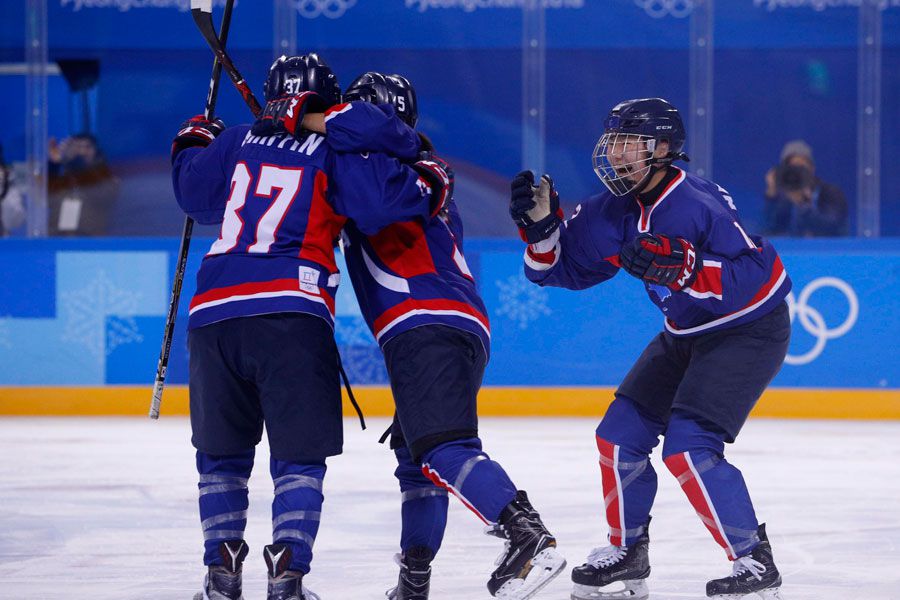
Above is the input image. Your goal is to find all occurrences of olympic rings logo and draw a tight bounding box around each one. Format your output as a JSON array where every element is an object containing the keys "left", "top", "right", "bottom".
[
  {"left": 784, "top": 277, "right": 858, "bottom": 366},
  {"left": 297, "top": 0, "right": 357, "bottom": 19},
  {"left": 634, "top": 0, "right": 694, "bottom": 18}
]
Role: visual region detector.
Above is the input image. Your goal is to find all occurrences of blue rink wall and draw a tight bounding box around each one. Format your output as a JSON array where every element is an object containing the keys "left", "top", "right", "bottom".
[{"left": 0, "top": 237, "right": 897, "bottom": 394}]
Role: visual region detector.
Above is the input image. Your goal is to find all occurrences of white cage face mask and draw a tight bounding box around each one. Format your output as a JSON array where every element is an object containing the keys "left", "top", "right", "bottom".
[{"left": 593, "top": 132, "right": 657, "bottom": 197}]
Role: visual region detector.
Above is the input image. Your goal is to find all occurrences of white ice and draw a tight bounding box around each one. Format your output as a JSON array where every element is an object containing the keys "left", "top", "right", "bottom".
[{"left": 1, "top": 417, "right": 899, "bottom": 600}]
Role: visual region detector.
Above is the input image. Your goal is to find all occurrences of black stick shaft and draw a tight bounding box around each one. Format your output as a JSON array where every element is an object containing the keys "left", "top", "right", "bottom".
[{"left": 150, "top": 0, "right": 235, "bottom": 420}]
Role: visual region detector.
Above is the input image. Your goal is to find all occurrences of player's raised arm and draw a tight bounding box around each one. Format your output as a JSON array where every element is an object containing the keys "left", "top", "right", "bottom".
[
  {"left": 328, "top": 151, "right": 451, "bottom": 235},
  {"left": 510, "top": 170, "right": 620, "bottom": 290},
  {"left": 170, "top": 116, "right": 237, "bottom": 224},
  {"left": 303, "top": 72, "right": 422, "bottom": 160}
]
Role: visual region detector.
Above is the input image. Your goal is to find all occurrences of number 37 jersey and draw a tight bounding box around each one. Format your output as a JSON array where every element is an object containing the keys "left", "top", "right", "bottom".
[{"left": 172, "top": 124, "right": 434, "bottom": 331}]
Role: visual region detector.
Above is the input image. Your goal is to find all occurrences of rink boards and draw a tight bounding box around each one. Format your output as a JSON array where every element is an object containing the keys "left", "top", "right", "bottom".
[{"left": 0, "top": 237, "right": 897, "bottom": 418}]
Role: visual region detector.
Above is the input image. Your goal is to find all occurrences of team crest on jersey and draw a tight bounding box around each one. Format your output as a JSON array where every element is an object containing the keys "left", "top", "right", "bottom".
[{"left": 649, "top": 283, "right": 671, "bottom": 302}]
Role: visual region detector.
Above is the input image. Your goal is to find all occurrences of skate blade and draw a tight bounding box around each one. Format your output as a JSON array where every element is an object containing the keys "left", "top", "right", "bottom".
[
  {"left": 708, "top": 586, "right": 783, "bottom": 600},
  {"left": 571, "top": 578, "right": 649, "bottom": 600},
  {"left": 495, "top": 547, "right": 567, "bottom": 600}
]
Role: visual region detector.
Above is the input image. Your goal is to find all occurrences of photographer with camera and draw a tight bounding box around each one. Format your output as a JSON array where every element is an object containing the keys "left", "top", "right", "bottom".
[{"left": 763, "top": 139, "right": 847, "bottom": 237}]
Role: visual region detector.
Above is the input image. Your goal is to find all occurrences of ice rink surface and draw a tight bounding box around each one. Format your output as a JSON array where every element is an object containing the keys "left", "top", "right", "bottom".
[{"left": 1, "top": 416, "right": 898, "bottom": 600}]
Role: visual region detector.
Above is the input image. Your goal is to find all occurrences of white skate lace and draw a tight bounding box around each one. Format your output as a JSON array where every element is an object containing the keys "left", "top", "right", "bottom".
[
  {"left": 585, "top": 544, "right": 627, "bottom": 568},
  {"left": 484, "top": 524, "right": 513, "bottom": 567},
  {"left": 730, "top": 555, "right": 766, "bottom": 580}
]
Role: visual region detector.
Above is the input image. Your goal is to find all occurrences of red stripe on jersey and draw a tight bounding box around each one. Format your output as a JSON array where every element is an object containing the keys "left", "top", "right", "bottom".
[
  {"left": 324, "top": 103, "right": 352, "bottom": 120},
  {"left": 189, "top": 277, "right": 335, "bottom": 315},
  {"left": 636, "top": 170, "right": 685, "bottom": 231},
  {"left": 604, "top": 254, "right": 622, "bottom": 268},
  {"left": 368, "top": 221, "right": 437, "bottom": 278},
  {"left": 741, "top": 255, "right": 784, "bottom": 308},
  {"left": 299, "top": 170, "right": 345, "bottom": 273},
  {"left": 691, "top": 263, "right": 723, "bottom": 296},
  {"left": 664, "top": 452, "right": 735, "bottom": 559},
  {"left": 596, "top": 436, "right": 625, "bottom": 546},
  {"left": 526, "top": 245, "right": 557, "bottom": 266},
  {"left": 373, "top": 297, "right": 490, "bottom": 336}
]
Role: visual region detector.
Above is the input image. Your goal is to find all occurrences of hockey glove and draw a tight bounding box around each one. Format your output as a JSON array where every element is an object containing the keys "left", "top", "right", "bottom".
[
  {"left": 251, "top": 92, "right": 330, "bottom": 138},
  {"left": 412, "top": 154, "right": 454, "bottom": 218},
  {"left": 619, "top": 233, "right": 700, "bottom": 290},
  {"left": 509, "top": 170, "right": 563, "bottom": 244},
  {"left": 171, "top": 115, "right": 225, "bottom": 163}
]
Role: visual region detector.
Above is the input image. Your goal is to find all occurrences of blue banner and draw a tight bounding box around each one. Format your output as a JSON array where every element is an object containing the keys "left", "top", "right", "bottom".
[
  {"left": 0, "top": 237, "right": 896, "bottom": 389},
  {"left": 2, "top": 1, "right": 899, "bottom": 51}
]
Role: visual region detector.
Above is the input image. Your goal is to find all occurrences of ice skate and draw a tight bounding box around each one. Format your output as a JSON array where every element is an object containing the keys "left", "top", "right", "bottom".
[
  {"left": 193, "top": 540, "right": 249, "bottom": 600},
  {"left": 570, "top": 523, "right": 650, "bottom": 600},
  {"left": 706, "top": 524, "right": 783, "bottom": 599},
  {"left": 486, "top": 490, "right": 566, "bottom": 599},
  {"left": 264, "top": 544, "right": 322, "bottom": 600},
  {"left": 385, "top": 545, "right": 434, "bottom": 599}
]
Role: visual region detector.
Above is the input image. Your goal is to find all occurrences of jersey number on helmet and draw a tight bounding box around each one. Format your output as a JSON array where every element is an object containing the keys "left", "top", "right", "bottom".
[{"left": 209, "top": 162, "right": 305, "bottom": 256}]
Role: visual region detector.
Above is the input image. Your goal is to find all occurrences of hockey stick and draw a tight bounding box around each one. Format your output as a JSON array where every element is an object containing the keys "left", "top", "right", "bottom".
[
  {"left": 149, "top": 0, "right": 235, "bottom": 420},
  {"left": 191, "top": 0, "right": 263, "bottom": 118},
  {"left": 183, "top": 4, "right": 368, "bottom": 430}
]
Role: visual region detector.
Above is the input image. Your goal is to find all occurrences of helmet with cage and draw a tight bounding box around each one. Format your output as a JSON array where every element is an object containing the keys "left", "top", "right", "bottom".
[{"left": 592, "top": 97, "right": 689, "bottom": 197}]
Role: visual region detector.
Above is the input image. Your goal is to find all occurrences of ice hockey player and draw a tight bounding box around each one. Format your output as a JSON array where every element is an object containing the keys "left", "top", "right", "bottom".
[
  {"left": 509, "top": 98, "right": 790, "bottom": 600},
  {"left": 171, "top": 53, "right": 449, "bottom": 600},
  {"left": 292, "top": 71, "right": 567, "bottom": 600}
]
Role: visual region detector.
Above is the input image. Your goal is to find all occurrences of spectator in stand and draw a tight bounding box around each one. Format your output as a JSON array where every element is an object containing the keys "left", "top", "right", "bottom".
[
  {"left": 47, "top": 133, "right": 119, "bottom": 236},
  {"left": 763, "top": 140, "right": 847, "bottom": 237}
]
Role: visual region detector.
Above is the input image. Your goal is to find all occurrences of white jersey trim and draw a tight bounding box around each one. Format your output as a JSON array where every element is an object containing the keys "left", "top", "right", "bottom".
[
  {"left": 189, "top": 289, "right": 331, "bottom": 317},
  {"left": 637, "top": 168, "right": 687, "bottom": 233},
  {"left": 683, "top": 288, "right": 723, "bottom": 301},
  {"left": 665, "top": 268, "right": 787, "bottom": 336},
  {"left": 524, "top": 244, "right": 560, "bottom": 271},
  {"left": 375, "top": 309, "right": 491, "bottom": 343},
  {"left": 362, "top": 246, "right": 410, "bottom": 294}
]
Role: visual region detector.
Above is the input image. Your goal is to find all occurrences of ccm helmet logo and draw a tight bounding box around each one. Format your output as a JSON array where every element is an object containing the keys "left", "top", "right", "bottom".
[{"left": 656, "top": 125, "right": 673, "bottom": 130}]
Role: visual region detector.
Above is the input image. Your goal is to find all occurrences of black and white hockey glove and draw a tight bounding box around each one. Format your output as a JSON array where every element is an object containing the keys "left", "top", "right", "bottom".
[
  {"left": 171, "top": 115, "right": 225, "bottom": 163},
  {"left": 251, "top": 92, "right": 330, "bottom": 139},
  {"left": 619, "top": 233, "right": 700, "bottom": 290},
  {"left": 509, "top": 170, "right": 563, "bottom": 244}
]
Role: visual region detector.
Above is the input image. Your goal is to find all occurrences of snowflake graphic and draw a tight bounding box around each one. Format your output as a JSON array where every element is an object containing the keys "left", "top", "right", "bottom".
[
  {"left": 495, "top": 274, "right": 552, "bottom": 330},
  {"left": 60, "top": 270, "right": 144, "bottom": 358},
  {"left": 339, "top": 344, "right": 389, "bottom": 385},
  {"left": 335, "top": 315, "right": 375, "bottom": 347}
]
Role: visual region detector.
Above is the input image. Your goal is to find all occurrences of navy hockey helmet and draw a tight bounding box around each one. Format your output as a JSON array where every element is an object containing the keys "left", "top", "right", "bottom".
[
  {"left": 592, "top": 98, "right": 689, "bottom": 197},
  {"left": 344, "top": 72, "right": 418, "bottom": 128},
  {"left": 263, "top": 53, "right": 342, "bottom": 106}
]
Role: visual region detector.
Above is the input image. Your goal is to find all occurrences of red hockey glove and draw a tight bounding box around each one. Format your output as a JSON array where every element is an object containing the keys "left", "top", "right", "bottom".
[
  {"left": 171, "top": 115, "right": 225, "bottom": 163},
  {"left": 412, "top": 154, "right": 454, "bottom": 217},
  {"left": 619, "top": 233, "right": 699, "bottom": 290},
  {"left": 251, "top": 92, "right": 330, "bottom": 138}
]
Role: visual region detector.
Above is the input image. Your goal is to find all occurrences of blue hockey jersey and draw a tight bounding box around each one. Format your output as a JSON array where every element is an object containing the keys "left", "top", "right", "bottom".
[
  {"left": 172, "top": 123, "right": 434, "bottom": 330},
  {"left": 321, "top": 102, "right": 491, "bottom": 354},
  {"left": 524, "top": 168, "right": 791, "bottom": 336}
]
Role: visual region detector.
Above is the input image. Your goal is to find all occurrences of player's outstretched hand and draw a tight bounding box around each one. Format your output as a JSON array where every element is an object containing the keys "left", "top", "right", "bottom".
[
  {"left": 510, "top": 170, "right": 563, "bottom": 244},
  {"left": 252, "top": 92, "right": 331, "bottom": 138},
  {"left": 619, "top": 233, "right": 699, "bottom": 290},
  {"left": 171, "top": 115, "right": 225, "bottom": 163},
  {"left": 412, "top": 154, "right": 454, "bottom": 217}
]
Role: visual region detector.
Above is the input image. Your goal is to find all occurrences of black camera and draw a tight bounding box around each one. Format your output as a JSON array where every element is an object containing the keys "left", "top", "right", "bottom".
[{"left": 776, "top": 163, "right": 813, "bottom": 192}]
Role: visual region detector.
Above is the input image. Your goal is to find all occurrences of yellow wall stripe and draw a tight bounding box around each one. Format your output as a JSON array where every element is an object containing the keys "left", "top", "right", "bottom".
[{"left": 0, "top": 386, "right": 897, "bottom": 419}]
